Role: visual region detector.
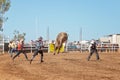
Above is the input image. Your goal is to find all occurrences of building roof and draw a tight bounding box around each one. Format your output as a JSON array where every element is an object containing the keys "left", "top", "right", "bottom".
[{"left": 105, "top": 34, "right": 120, "bottom": 37}]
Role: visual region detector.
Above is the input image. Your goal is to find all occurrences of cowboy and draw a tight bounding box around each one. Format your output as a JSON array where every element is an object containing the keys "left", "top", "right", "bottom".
[
  {"left": 30, "top": 36, "right": 44, "bottom": 64},
  {"left": 87, "top": 40, "right": 100, "bottom": 61},
  {"left": 12, "top": 39, "right": 28, "bottom": 61}
]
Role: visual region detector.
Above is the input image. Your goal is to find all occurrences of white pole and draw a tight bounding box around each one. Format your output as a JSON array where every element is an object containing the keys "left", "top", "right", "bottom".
[
  {"left": 47, "top": 27, "right": 50, "bottom": 53},
  {"left": 2, "top": 5, "right": 4, "bottom": 54},
  {"left": 35, "top": 16, "right": 39, "bottom": 39},
  {"left": 80, "top": 28, "right": 82, "bottom": 53},
  {"left": 3, "top": 33, "right": 4, "bottom": 54},
  {"left": 2, "top": 19, "right": 4, "bottom": 54},
  {"left": 47, "top": 26, "right": 49, "bottom": 41}
]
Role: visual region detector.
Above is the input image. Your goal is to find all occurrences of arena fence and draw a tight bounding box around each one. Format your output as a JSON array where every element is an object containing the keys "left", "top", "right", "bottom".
[
  {"left": 67, "top": 43, "right": 119, "bottom": 53},
  {"left": 2, "top": 42, "right": 120, "bottom": 54},
  {"left": 2, "top": 43, "right": 48, "bottom": 53}
]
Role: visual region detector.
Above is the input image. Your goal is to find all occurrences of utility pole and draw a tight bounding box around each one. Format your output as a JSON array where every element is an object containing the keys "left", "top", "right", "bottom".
[
  {"left": 35, "top": 16, "right": 39, "bottom": 39},
  {"left": 47, "top": 26, "right": 49, "bottom": 41},
  {"left": 80, "top": 27, "right": 82, "bottom": 53},
  {"left": 80, "top": 27, "right": 82, "bottom": 42},
  {"left": 1, "top": 2, "right": 4, "bottom": 54},
  {"left": 2, "top": 20, "right": 4, "bottom": 54},
  {"left": 47, "top": 27, "right": 50, "bottom": 53}
]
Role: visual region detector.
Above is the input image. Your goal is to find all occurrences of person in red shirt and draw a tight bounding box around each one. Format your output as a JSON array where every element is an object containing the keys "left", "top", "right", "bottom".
[{"left": 12, "top": 39, "right": 28, "bottom": 61}]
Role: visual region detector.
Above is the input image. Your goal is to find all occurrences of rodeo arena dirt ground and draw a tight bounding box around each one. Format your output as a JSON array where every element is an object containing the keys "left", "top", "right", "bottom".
[{"left": 0, "top": 51, "right": 120, "bottom": 80}]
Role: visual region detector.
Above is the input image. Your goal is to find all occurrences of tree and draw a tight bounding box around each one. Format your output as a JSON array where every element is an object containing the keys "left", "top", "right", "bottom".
[
  {"left": 13, "top": 30, "right": 26, "bottom": 41},
  {"left": 0, "top": 0, "right": 10, "bottom": 31}
]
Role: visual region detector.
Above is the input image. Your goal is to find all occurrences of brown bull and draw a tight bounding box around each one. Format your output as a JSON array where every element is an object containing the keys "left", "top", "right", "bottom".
[{"left": 54, "top": 32, "right": 68, "bottom": 55}]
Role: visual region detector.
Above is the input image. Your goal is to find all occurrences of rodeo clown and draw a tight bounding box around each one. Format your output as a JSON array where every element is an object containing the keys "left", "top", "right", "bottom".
[{"left": 87, "top": 39, "right": 100, "bottom": 61}]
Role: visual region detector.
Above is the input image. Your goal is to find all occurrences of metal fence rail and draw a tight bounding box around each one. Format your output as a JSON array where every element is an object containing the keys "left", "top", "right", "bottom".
[
  {"left": 66, "top": 43, "right": 119, "bottom": 53},
  {"left": 1, "top": 42, "right": 120, "bottom": 53}
]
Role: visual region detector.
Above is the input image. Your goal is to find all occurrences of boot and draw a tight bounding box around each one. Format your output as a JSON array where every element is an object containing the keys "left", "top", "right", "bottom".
[
  {"left": 30, "top": 59, "right": 32, "bottom": 64},
  {"left": 41, "top": 60, "right": 44, "bottom": 62}
]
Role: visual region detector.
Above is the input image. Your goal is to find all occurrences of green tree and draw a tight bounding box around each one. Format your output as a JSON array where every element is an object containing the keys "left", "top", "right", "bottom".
[
  {"left": 0, "top": 0, "right": 10, "bottom": 31},
  {"left": 13, "top": 30, "right": 26, "bottom": 41}
]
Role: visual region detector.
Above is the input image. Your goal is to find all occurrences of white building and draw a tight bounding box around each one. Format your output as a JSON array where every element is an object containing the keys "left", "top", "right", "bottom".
[{"left": 99, "top": 34, "right": 120, "bottom": 46}]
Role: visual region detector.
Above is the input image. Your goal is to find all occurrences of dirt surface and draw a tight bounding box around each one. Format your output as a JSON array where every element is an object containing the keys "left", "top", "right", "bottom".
[{"left": 0, "top": 51, "right": 120, "bottom": 80}]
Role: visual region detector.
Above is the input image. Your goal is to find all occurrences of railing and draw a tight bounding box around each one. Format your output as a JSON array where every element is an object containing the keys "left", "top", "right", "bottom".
[
  {"left": 23, "top": 46, "right": 48, "bottom": 53},
  {"left": 2, "top": 43, "right": 120, "bottom": 53},
  {"left": 97, "top": 45, "right": 119, "bottom": 53},
  {"left": 66, "top": 43, "right": 120, "bottom": 53}
]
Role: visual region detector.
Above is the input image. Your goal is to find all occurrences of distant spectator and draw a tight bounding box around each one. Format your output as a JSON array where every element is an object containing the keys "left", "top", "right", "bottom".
[
  {"left": 10, "top": 40, "right": 17, "bottom": 57},
  {"left": 8, "top": 41, "right": 12, "bottom": 57},
  {"left": 76, "top": 41, "right": 80, "bottom": 51}
]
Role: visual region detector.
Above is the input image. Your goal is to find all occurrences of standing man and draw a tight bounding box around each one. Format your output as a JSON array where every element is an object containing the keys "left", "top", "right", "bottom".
[
  {"left": 8, "top": 40, "right": 12, "bottom": 57},
  {"left": 30, "top": 36, "right": 44, "bottom": 64},
  {"left": 10, "top": 40, "right": 17, "bottom": 57},
  {"left": 12, "top": 39, "right": 28, "bottom": 61},
  {"left": 87, "top": 40, "right": 100, "bottom": 61}
]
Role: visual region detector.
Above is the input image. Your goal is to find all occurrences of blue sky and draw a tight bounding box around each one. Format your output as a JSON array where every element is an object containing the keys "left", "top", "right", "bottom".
[{"left": 3, "top": 0, "right": 120, "bottom": 42}]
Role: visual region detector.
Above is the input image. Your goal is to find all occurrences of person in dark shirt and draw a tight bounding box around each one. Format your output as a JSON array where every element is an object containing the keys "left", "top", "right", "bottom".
[
  {"left": 30, "top": 36, "right": 44, "bottom": 64},
  {"left": 87, "top": 40, "right": 100, "bottom": 61}
]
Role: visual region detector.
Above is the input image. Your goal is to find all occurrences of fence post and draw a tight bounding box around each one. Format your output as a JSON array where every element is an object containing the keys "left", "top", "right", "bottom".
[{"left": 30, "top": 43, "right": 32, "bottom": 53}]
